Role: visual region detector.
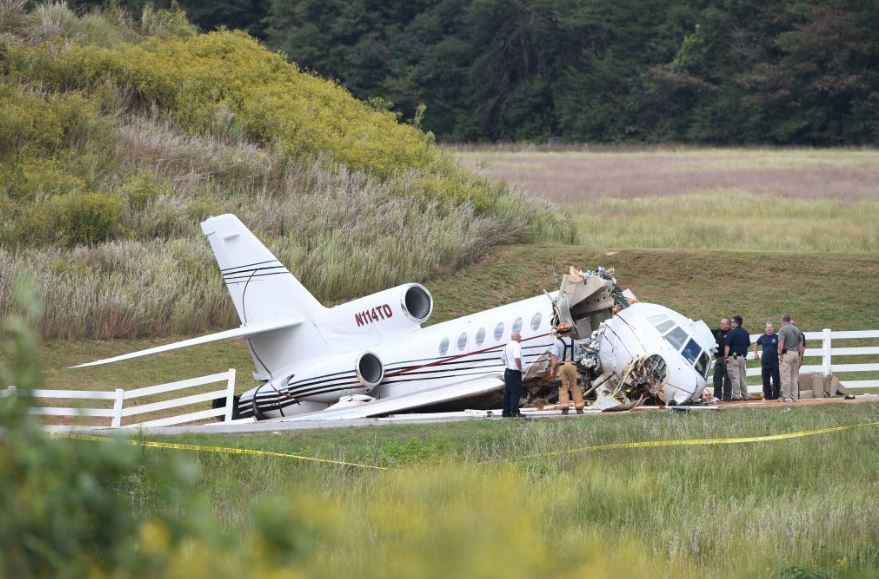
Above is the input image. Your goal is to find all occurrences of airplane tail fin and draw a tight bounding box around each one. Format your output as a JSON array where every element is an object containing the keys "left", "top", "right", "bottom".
[{"left": 201, "top": 214, "right": 325, "bottom": 324}]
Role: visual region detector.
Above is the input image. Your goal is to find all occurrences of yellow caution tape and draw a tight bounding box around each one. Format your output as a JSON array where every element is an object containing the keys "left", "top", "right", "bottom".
[
  {"left": 49, "top": 432, "right": 387, "bottom": 470},
  {"left": 515, "top": 420, "right": 879, "bottom": 460},
  {"left": 48, "top": 420, "right": 879, "bottom": 469}
]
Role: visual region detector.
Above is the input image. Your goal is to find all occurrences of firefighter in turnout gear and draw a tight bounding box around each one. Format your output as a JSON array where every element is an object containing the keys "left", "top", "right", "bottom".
[{"left": 550, "top": 322, "right": 584, "bottom": 414}]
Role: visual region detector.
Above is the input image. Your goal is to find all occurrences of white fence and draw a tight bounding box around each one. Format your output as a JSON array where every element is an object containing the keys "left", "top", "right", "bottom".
[
  {"left": 1, "top": 370, "right": 236, "bottom": 429},
  {"left": 744, "top": 329, "right": 879, "bottom": 391}
]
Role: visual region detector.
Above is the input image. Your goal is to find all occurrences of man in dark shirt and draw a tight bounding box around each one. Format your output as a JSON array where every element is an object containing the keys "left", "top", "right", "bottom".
[
  {"left": 755, "top": 322, "right": 780, "bottom": 400},
  {"left": 723, "top": 315, "right": 751, "bottom": 400},
  {"left": 711, "top": 318, "right": 732, "bottom": 401}
]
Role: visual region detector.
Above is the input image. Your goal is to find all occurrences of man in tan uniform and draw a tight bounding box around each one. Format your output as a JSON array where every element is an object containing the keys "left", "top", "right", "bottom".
[
  {"left": 550, "top": 322, "right": 584, "bottom": 414},
  {"left": 777, "top": 314, "right": 804, "bottom": 402}
]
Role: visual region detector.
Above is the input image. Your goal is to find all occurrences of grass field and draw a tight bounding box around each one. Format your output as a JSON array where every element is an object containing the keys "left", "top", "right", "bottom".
[
  {"left": 107, "top": 402, "right": 879, "bottom": 578},
  {"left": 457, "top": 148, "right": 879, "bottom": 252}
]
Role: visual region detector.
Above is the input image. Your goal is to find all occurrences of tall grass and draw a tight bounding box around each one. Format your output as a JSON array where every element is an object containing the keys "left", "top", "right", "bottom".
[{"left": 0, "top": 179, "right": 530, "bottom": 339}]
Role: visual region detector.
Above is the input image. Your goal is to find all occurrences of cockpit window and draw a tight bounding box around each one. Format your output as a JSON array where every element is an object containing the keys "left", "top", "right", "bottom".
[
  {"left": 655, "top": 319, "right": 675, "bottom": 334},
  {"left": 681, "top": 338, "right": 702, "bottom": 366},
  {"left": 648, "top": 314, "right": 670, "bottom": 324},
  {"left": 664, "top": 326, "right": 689, "bottom": 350},
  {"left": 696, "top": 351, "right": 710, "bottom": 378}
]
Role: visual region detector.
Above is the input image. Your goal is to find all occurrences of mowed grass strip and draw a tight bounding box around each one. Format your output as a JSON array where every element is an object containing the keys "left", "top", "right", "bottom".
[
  {"left": 115, "top": 403, "right": 879, "bottom": 577},
  {"left": 427, "top": 245, "right": 879, "bottom": 329},
  {"left": 41, "top": 247, "right": 879, "bottom": 393}
]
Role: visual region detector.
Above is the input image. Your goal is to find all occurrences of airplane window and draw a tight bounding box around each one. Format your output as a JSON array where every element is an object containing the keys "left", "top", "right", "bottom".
[
  {"left": 648, "top": 314, "right": 670, "bottom": 324},
  {"left": 531, "top": 312, "right": 542, "bottom": 331},
  {"left": 457, "top": 332, "right": 468, "bottom": 351},
  {"left": 656, "top": 319, "right": 675, "bottom": 334},
  {"left": 512, "top": 317, "right": 523, "bottom": 333},
  {"left": 681, "top": 338, "right": 702, "bottom": 366},
  {"left": 664, "top": 326, "right": 689, "bottom": 351},
  {"left": 696, "top": 351, "right": 710, "bottom": 378},
  {"left": 494, "top": 322, "right": 504, "bottom": 341},
  {"left": 475, "top": 327, "right": 485, "bottom": 346},
  {"left": 439, "top": 337, "right": 449, "bottom": 356}
]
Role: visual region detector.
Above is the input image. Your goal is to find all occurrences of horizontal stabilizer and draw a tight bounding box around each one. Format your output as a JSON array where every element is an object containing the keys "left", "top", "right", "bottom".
[{"left": 72, "top": 318, "right": 302, "bottom": 368}]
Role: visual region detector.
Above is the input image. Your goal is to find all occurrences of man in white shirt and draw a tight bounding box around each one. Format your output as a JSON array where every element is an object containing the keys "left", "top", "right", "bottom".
[
  {"left": 551, "top": 322, "right": 584, "bottom": 414},
  {"left": 501, "top": 331, "right": 525, "bottom": 418}
]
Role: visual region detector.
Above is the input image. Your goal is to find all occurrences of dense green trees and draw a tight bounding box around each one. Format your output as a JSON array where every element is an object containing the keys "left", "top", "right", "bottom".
[{"left": 63, "top": 0, "right": 879, "bottom": 143}]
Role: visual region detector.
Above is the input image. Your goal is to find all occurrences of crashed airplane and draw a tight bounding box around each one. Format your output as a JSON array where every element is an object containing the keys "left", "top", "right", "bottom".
[{"left": 77, "top": 214, "right": 717, "bottom": 420}]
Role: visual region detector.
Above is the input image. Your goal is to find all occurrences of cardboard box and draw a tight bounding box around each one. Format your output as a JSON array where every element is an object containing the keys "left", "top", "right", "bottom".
[
  {"left": 810, "top": 373, "right": 826, "bottom": 398},
  {"left": 830, "top": 375, "right": 850, "bottom": 396},
  {"left": 799, "top": 372, "right": 817, "bottom": 393}
]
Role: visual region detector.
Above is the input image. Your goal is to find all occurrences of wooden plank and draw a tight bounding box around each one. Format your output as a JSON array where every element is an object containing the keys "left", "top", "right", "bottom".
[
  {"left": 746, "top": 362, "right": 879, "bottom": 377},
  {"left": 825, "top": 330, "right": 879, "bottom": 340},
  {"left": 122, "top": 390, "right": 226, "bottom": 418},
  {"left": 827, "top": 346, "right": 879, "bottom": 356},
  {"left": 124, "top": 372, "right": 231, "bottom": 400},
  {"left": 845, "top": 380, "right": 879, "bottom": 389},
  {"left": 826, "top": 363, "right": 879, "bottom": 373},
  {"left": 31, "top": 389, "right": 118, "bottom": 400},
  {"left": 223, "top": 369, "right": 236, "bottom": 423},
  {"left": 134, "top": 407, "right": 226, "bottom": 428},
  {"left": 29, "top": 407, "right": 116, "bottom": 417}
]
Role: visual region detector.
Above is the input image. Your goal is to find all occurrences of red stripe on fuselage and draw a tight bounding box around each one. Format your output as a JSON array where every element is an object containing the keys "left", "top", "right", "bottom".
[{"left": 383, "top": 332, "right": 553, "bottom": 377}]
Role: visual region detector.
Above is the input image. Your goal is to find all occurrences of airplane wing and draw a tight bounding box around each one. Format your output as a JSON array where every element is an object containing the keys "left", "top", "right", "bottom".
[
  {"left": 72, "top": 318, "right": 302, "bottom": 368},
  {"left": 295, "top": 374, "right": 505, "bottom": 421}
]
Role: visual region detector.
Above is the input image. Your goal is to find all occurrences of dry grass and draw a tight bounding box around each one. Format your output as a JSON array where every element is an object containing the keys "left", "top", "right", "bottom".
[
  {"left": 1, "top": 114, "right": 565, "bottom": 339},
  {"left": 456, "top": 148, "right": 879, "bottom": 203}
]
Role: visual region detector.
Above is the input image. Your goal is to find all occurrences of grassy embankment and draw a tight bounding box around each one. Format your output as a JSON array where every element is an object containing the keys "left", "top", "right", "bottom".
[{"left": 0, "top": 4, "right": 571, "bottom": 341}]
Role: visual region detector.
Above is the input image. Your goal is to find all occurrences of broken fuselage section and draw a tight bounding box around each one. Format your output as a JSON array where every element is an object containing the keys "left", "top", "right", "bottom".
[{"left": 525, "top": 267, "right": 716, "bottom": 410}]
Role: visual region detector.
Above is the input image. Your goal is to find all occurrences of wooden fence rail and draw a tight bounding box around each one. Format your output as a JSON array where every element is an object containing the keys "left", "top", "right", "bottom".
[{"left": 0, "top": 369, "right": 236, "bottom": 428}]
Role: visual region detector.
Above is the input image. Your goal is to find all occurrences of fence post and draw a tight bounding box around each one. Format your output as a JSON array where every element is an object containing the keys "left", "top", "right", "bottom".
[
  {"left": 822, "top": 328, "right": 832, "bottom": 377},
  {"left": 111, "top": 388, "right": 124, "bottom": 428},
  {"left": 224, "top": 369, "right": 236, "bottom": 422}
]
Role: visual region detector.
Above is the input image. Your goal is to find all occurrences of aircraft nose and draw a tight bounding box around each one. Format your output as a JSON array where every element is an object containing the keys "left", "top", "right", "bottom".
[{"left": 657, "top": 352, "right": 702, "bottom": 404}]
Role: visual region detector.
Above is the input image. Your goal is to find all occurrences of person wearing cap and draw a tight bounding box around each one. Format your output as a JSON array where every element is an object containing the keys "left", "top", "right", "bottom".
[
  {"left": 550, "top": 322, "right": 584, "bottom": 414},
  {"left": 723, "top": 315, "right": 751, "bottom": 400}
]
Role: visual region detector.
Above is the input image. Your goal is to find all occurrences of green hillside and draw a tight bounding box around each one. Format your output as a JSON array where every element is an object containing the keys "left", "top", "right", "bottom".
[{"left": 0, "top": 4, "right": 571, "bottom": 339}]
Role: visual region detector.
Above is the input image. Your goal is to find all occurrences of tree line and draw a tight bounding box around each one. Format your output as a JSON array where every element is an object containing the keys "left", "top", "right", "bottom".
[{"left": 69, "top": 0, "right": 879, "bottom": 144}]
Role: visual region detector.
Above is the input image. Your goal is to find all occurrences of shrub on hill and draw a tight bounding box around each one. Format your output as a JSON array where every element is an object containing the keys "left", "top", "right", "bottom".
[{"left": 0, "top": 4, "right": 572, "bottom": 338}]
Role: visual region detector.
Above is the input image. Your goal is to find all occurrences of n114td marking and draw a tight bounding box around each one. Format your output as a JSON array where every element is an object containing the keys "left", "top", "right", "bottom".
[{"left": 356, "top": 304, "right": 393, "bottom": 327}]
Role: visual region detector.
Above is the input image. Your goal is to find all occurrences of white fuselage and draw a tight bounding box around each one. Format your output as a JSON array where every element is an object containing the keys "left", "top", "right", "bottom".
[
  {"left": 240, "top": 297, "right": 715, "bottom": 419},
  {"left": 77, "top": 215, "right": 717, "bottom": 419}
]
